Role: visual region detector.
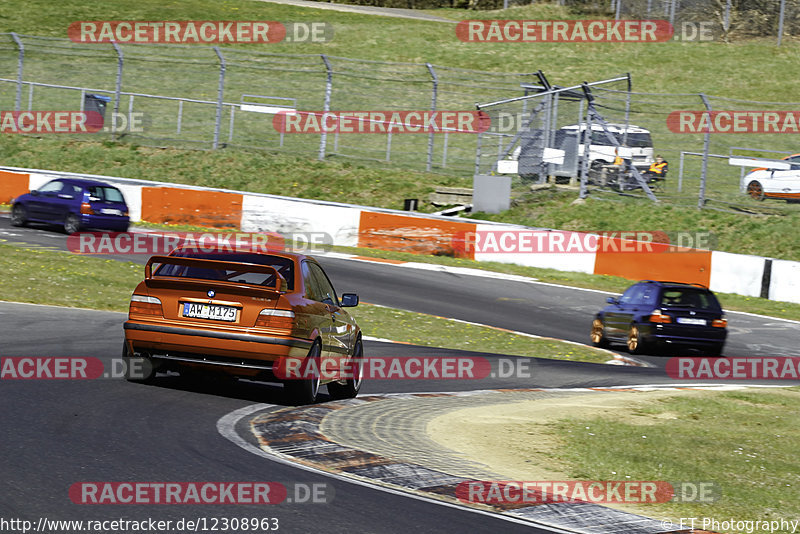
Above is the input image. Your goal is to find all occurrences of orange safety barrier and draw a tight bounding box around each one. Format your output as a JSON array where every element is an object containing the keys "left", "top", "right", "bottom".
[
  {"left": 358, "top": 211, "right": 477, "bottom": 260},
  {"left": 593, "top": 236, "right": 712, "bottom": 286},
  {"left": 141, "top": 187, "right": 243, "bottom": 228},
  {"left": 0, "top": 170, "right": 30, "bottom": 204}
]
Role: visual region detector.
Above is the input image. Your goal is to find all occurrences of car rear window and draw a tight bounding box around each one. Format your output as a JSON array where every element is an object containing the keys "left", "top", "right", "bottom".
[
  {"left": 660, "top": 288, "right": 721, "bottom": 310},
  {"left": 155, "top": 252, "right": 295, "bottom": 290},
  {"left": 87, "top": 186, "right": 125, "bottom": 203}
]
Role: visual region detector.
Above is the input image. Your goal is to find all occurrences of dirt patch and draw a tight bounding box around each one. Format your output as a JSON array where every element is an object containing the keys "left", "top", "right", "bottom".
[{"left": 426, "top": 389, "right": 708, "bottom": 481}]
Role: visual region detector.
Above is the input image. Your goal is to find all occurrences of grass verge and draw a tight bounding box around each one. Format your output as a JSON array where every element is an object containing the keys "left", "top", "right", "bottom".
[
  {"left": 549, "top": 388, "right": 800, "bottom": 531},
  {"left": 348, "top": 303, "right": 612, "bottom": 364},
  {"left": 0, "top": 243, "right": 612, "bottom": 363}
]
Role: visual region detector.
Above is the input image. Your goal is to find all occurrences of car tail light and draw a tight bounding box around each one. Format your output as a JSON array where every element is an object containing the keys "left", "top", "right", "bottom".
[
  {"left": 256, "top": 308, "right": 295, "bottom": 329},
  {"left": 80, "top": 202, "right": 95, "bottom": 215},
  {"left": 648, "top": 309, "right": 672, "bottom": 323},
  {"left": 129, "top": 295, "right": 163, "bottom": 317},
  {"left": 712, "top": 317, "right": 728, "bottom": 328}
]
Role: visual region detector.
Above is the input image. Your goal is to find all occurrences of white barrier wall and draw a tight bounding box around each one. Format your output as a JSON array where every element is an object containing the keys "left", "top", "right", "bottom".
[
  {"left": 769, "top": 259, "right": 800, "bottom": 304},
  {"left": 240, "top": 194, "right": 361, "bottom": 247},
  {"left": 709, "top": 251, "right": 766, "bottom": 298}
]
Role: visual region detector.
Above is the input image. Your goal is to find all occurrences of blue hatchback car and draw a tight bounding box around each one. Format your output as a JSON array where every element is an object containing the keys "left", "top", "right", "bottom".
[
  {"left": 11, "top": 178, "right": 130, "bottom": 234},
  {"left": 591, "top": 280, "right": 728, "bottom": 356}
]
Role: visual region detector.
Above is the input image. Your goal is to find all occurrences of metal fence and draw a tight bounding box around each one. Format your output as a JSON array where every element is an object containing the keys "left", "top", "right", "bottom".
[
  {"left": 0, "top": 33, "right": 542, "bottom": 176},
  {"left": 2, "top": 33, "right": 800, "bottom": 212},
  {"left": 475, "top": 77, "right": 800, "bottom": 212}
]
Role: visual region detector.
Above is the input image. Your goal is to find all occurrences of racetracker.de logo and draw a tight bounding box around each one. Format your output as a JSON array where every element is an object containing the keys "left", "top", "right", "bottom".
[
  {"left": 456, "top": 480, "right": 718, "bottom": 504},
  {"left": 0, "top": 111, "right": 104, "bottom": 134},
  {"left": 273, "top": 111, "right": 491, "bottom": 134},
  {"left": 666, "top": 357, "right": 800, "bottom": 380},
  {"left": 456, "top": 20, "right": 673, "bottom": 43},
  {"left": 69, "top": 482, "right": 287, "bottom": 504},
  {"left": 274, "top": 356, "right": 494, "bottom": 381},
  {"left": 69, "top": 21, "right": 289, "bottom": 44},
  {"left": 667, "top": 111, "right": 800, "bottom": 134},
  {"left": 67, "top": 231, "right": 332, "bottom": 255}
]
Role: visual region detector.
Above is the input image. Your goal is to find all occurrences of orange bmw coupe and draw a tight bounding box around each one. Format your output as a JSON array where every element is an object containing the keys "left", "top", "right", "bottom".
[{"left": 123, "top": 248, "right": 363, "bottom": 404}]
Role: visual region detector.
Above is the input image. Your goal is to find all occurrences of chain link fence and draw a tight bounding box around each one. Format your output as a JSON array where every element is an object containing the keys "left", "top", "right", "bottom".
[
  {"left": 476, "top": 78, "right": 800, "bottom": 212},
  {"left": 0, "top": 33, "right": 540, "bottom": 176},
  {"left": 2, "top": 33, "right": 800, "bottom": 212}
]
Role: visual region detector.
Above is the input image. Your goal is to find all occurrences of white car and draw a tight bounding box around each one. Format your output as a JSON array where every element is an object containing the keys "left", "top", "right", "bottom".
[{"left": 745, "top": 154, "right": 800, "bottom": 201}]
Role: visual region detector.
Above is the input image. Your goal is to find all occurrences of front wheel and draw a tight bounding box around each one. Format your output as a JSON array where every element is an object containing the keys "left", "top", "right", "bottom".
[
  {"left": 627, "top": 324, "right": 646, "bottom": 355},
  {"left": 590, "top": 319, "right": 609, "bottom": 348},
  {"left": 64, "top": 214, "right": 82, "bottom": 234},
  {"left": 328, "top": 338, "right": 364, "bottom": 400},
  {"left": 284, "top": 341, "right": 322, "bottom": 405},
  {"left": 747, "top": 180, "right": 765, "bottom": 201},
  {"left": 11, "top": 204, "right": 28, "bottom": 227}
]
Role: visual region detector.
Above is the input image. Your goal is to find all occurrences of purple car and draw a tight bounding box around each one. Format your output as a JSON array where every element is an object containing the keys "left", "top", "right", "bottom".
[{"left": 11, "top": 178, "right": 129, "bottom": 234}]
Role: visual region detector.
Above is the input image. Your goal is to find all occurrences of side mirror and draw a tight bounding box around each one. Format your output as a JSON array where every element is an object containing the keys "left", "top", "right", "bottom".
[
  {"left": 606, "top": 297, "right": 619, "bottom": 305},
  {"left": 340, "top": 293, "right": 359, "bottom": 307},
  {"left": 30, "top": 190, "right": 39, "bottom": 197}
]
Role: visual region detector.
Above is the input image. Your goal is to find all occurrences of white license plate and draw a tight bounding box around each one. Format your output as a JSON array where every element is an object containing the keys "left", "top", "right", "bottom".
[
  {"left": 677, "top": 317, "right": 707, "bottom": 326},
  {"left": 100, "top": 208, "right": 123, "bottom": 216},
  {"left": 183, "top": 302, "right": 237, "bottom": 322}
]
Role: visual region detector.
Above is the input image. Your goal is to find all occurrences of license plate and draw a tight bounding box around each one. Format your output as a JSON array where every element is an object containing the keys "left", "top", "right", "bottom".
[
  {"left": 677, "top": 317, "right": 707, "bottom": 326},
  {"left": 182, "top": 302, "right": 237, "bottom": 322},
  {"left": 100, "top": 208, "right": 123, "bottom": 216}
]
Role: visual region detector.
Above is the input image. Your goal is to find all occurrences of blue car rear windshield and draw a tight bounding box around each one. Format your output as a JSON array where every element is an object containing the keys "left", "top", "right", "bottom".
[
  {"left": 660, "top": 288, "right": 721, "bottom": 310},
  {"left": 155, "top": 252, "right": 294, "bottom": 290},
  {"left": 87, "top": 186, "right": 125, "bottom": 203}
]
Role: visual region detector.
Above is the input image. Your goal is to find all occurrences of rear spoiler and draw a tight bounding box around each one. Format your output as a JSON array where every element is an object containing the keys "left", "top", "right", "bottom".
[{"left": 145, "top": 255, "right": 287, "bottom": 292}]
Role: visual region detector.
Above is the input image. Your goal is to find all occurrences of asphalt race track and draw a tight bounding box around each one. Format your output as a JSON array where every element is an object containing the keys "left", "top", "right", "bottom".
[{"left": 2, "top": 217, "right": 800, "bottom": 532}]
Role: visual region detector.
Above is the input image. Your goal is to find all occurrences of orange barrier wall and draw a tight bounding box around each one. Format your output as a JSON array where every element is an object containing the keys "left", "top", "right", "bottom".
[
  {"left": 593, "top": 236, "right": 712, "bottom": 286},
  {"left": 0, "top": 171, "right": 31, "bottom": 204},
  {"left": 140, "top": 187, "right": 243, "bottom": 228},
  {"left": 358, "top": 211, "right": 477, "bottom": 260}
]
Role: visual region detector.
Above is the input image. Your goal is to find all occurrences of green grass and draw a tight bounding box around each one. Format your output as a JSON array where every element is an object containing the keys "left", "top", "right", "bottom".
[
  {"left": 471, "top": 187, "right": 800, "bottom": 261},
  {"left": 348, "top": 303, "right": 613, "bottom": 363},
  {"left": 0, "top": 243, "right": 612, "bottom": 362},
  {"left": 0, "top": 136, "right": 467, "bottom": 212},
  {"left": 548, "top": 389, "right": 800, "bottom": 531}
]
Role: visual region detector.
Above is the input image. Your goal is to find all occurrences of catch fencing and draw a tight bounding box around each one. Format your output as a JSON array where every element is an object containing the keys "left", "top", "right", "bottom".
[
  {"left": 475, "top": 76, "right": 800, "bottom": 212},
  {"left": 0, "top": 33, "right": 538, "bottom": 176},
  {"left": 2, "top": 33, "right": 800, "bottom": 212}
]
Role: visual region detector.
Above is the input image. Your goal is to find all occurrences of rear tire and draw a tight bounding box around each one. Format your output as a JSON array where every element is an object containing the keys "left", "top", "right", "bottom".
[
  {"left": 122, "top": 341, "right": 156, "bottom": 383},
  {"left": 704, "top": 344, "right": 724, "bottom": 357},
  {"left": 590, "top": 319, "right": 609, "bottom": 348},
  {"left": 328, "top": 338, "right": 364, "bottom": 400},
  {"left": 284, "top": 341, "right": 322, "bottom": 405},
  {"left": 64, "top": 214, "right": 81, "bottom": 234},
  {"left": 11, "top": 204, "right": 28, "bottom": 227}
]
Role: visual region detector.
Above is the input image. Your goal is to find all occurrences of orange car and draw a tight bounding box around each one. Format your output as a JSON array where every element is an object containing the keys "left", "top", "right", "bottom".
[{"left": 123, "top": 248, "right": 363, "bottom": 404}]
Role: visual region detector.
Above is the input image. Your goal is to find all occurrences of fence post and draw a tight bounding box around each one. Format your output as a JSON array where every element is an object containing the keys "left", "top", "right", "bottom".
[
  {"left": 778, "top": 0, "right": 786, "bottom": 46},
  {"left": 10, "top": 33, "right": 23, "bottom": 112},
  {"left": 319, "top": 54, "right": 333, "bottom": 161},
  {"left": 474, "top": 126, "right": 483, "bottom": 177},
  {"left": 111, "top": 41, "right": 123, "bottom": 142},
  {"left": 425, "top": 63, "right": 438, "bottom": 172},
  {"left": 623, "top": 73, "right": 631, "bottom": 145},
  {"left": 698, "top": 94, "right": 711, "bottom": 208},
  {"left": 669, "top": 0, "right": 678, "bottom": 26},
  {"left": 579, "top": 99, "right": 591, "bottom": 198},
  {"left": 212, "top": 47, "right": 226, "bottom": 149}
]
